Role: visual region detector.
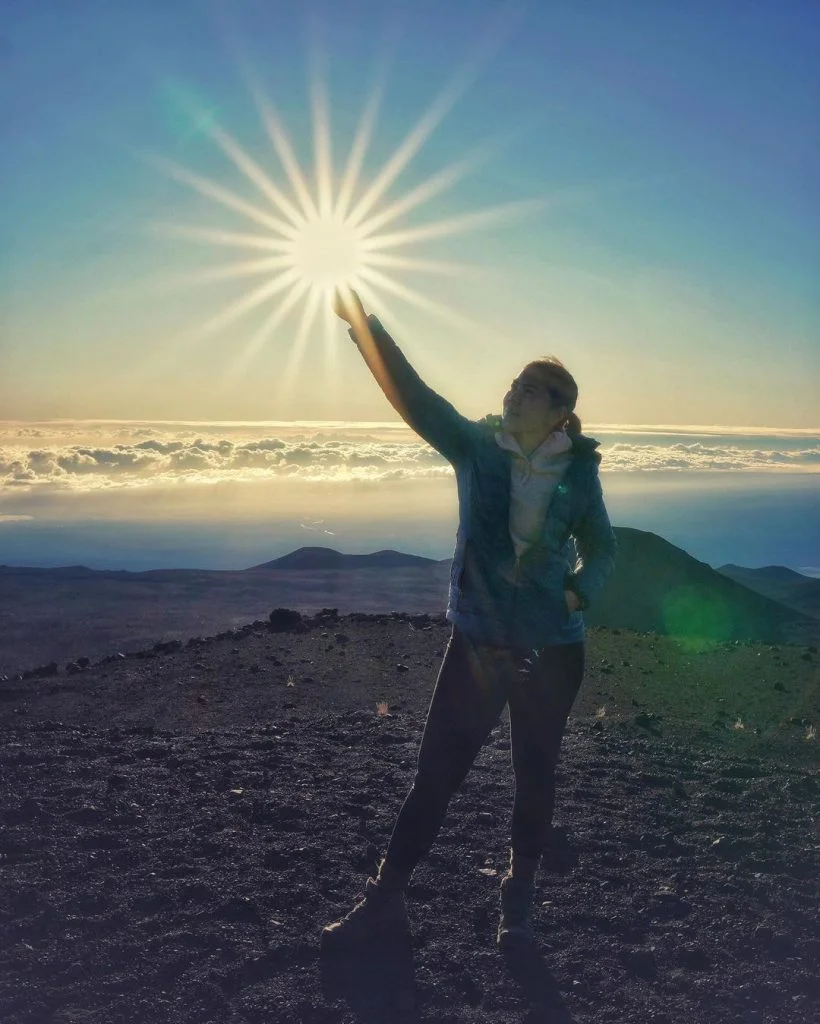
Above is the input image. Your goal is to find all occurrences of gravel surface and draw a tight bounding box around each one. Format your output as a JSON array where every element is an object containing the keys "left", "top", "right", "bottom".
[{"left": 2, "top": 612, "right": 818, "bottom": 1023}]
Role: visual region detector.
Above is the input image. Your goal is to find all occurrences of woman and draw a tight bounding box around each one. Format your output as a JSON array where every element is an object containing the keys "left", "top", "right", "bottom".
[{"left": 321, "top": 289, "right": 617, "bottom": 952}]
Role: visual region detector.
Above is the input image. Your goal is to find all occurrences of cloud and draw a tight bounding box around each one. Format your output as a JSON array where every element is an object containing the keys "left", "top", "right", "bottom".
[
  {"left": 603, "top": 439, "right": 820, "bottom": 472},
  {"left": 0, "top": 430, "right": 455, "bottom": 493},
  {"left": 0, "top": 422, "right": 818, "bottom": 494}
]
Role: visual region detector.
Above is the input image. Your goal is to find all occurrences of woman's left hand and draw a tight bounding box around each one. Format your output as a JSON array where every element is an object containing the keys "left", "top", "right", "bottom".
[{"left": 564, "top": 589, "right": 582, "bottom": 613}]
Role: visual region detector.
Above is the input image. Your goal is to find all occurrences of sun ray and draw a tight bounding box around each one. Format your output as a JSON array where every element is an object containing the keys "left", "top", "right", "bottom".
[
  {"left": 321, "top": 290, "right": 337, "bottom": 368},
  {"left": 278, "top": 287, "right": 324, "bottom": 401},
  {"left": 158, "top": 254, "right": 296, "bottom": 291},
  {"left": 144, "top": 154, "right": 299, "bottom": 238},
  {"left": 199, "top": 267, "right": 303, "bottom": 337},
  {"left": 356, "top": 265, "right": 496, "bottom": 340},
  {"left": 345, "top": 87, "right": 465, "bottom": 230},
  {"left": 308, "top": 35, "right": 334, "bottom": 219},
  {"left": 354, "top": 137, "right": 504, "bottom": 238},
  {"left": 204, "top": 120, "right": 307, "bottom": 228},
  {"left": 346, "top": 12, "right": 516, "bottom": 229},
  {"left": 363, "top": 253, "right": 478, "bottom": 278},
  {"left": 361, "top": 196, "right": 549, "bottom": 251},
  {"left": 332, "top": 18, "right": 400, "bottom": 223},
  {"left": 231, "top": 278, "right": 311, "bottom": 375},
  {"left": 333, "top": 83, "right": 384, "bottom": 222},
  {"left": 247, "top": 82, "right": 319, "bottom": 222},
  {"left": 148, "top": 223, "right": 294, "bottom": 253},
  {"left": 322, "top": 293, "right": 340, "bottom": 392}
]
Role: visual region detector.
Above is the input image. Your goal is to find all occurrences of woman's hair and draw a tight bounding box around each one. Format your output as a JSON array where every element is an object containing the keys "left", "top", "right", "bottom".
[{"left": 523, "top": 357, "right": 582, "bottom": 436}]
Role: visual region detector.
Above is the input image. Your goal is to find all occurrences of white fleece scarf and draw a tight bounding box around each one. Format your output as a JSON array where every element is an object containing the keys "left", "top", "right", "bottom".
[{"left": 494, "top": 428, "right": 574, "bottom": 559}]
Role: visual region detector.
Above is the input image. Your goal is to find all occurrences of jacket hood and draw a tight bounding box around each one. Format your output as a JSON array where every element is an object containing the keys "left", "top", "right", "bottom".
[{"left": 569, "top": 433, "right": 602, "bottom": 464}]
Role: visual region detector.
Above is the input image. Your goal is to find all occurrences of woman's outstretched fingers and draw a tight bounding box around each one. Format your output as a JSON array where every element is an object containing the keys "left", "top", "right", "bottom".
[{"left": 332, "top": 286, "right": 366, "bottom": 326}]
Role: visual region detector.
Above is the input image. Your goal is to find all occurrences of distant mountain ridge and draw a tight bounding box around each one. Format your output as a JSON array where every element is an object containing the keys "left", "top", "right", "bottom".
[
  {"left": 2, "top": 530, "right": 818, "bottom": 670},
  {"left": 717, "top": 563, "right": 820, "bottom": 620},
  {"left": 249, "top": 547, "right": 444, "bottom": 571},
  {"left": 239, "top": 535, "right": 818, "bottom": 644}
]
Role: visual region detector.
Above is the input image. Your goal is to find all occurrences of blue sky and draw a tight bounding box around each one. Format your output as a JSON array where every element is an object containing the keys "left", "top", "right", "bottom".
[{"left": 2, "top": 0, "right": 818, "bottom": 426}]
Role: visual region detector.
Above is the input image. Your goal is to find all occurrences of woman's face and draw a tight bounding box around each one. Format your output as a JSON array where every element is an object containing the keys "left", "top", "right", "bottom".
[{"left": 502, "top": 368, "right": 567, "bottom": 435}]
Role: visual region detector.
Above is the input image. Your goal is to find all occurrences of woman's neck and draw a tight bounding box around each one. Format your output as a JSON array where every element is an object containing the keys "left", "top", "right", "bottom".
[{"left": 512, "top": 427, "right": 560, "bottom": 457}]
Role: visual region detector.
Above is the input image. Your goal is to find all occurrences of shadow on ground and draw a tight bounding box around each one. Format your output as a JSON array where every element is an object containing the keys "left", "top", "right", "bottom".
[
  {"left": 320, "top": 937, "right": 420, "bottom": 1022},
  {"left": 503, "top": 947, "right": 575, "bottom": 1023}
]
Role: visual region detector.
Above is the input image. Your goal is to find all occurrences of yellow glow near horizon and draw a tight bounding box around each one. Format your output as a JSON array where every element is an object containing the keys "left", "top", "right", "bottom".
[{"left": 147, "top": 44, "right": 546, "bottom": 389}]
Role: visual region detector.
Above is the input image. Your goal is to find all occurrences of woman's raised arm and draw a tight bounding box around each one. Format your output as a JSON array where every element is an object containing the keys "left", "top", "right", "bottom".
[{"left": 334, "top": 289, "right": 474, "bottom": 465}]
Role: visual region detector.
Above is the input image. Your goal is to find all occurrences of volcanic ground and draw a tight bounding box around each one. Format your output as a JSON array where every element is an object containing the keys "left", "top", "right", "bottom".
[{"left": 1, "top": 610, "right": 818, "bottom": 1024}]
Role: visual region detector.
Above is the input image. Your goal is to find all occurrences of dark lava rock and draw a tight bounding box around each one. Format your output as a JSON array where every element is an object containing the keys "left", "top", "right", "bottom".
[
  {"left": 153, "top": 640, "right": 183, "bottom": 654},
  {"left": 268, "top": 608, "right": 304, "bottom": 632},
  {"left": 22, "top": 661, "right": 59, "bottom": 680}
]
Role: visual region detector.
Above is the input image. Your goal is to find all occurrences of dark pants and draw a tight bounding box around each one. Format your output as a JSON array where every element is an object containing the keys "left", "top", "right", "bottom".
[{"left": 385, "top": 625, "right": 585, "bottom": 872}]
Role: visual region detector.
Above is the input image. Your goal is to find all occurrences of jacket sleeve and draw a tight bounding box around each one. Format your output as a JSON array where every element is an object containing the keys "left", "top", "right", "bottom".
[
  {"left": 566, "top": 464, "right": 617, "bottom": 607},
  {"left": 349, "top": 314, "right": 474, "bottom": 465}
]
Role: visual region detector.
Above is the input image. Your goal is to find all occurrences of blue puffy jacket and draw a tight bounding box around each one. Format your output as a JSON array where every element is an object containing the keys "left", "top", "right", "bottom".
[{"left": 350, "top": 315, "right": 617, "bottom": 650}]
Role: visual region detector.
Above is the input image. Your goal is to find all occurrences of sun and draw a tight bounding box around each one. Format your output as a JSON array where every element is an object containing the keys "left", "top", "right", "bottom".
[
  {"left": 147, "top": 40, "right": 546, "bottom": 384},
  {"left": 288, "top": 215, "right": 363, "bottom": 295}
]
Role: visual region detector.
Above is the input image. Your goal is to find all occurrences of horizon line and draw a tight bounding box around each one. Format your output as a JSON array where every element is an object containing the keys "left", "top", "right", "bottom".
[
  {"left": 2, "top": 418, "right": 819, "bottom": 436},
  {"left": 3, "top": 541, "right": 820, "bottom": 579}
]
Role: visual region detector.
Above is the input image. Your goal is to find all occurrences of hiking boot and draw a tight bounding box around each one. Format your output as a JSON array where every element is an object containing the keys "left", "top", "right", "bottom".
[
  {"left": 496, "top": 874, "right": 536, "bottom": 949},
  {"left": 320, "top": 878, "right": 411, "bottom": 952}
]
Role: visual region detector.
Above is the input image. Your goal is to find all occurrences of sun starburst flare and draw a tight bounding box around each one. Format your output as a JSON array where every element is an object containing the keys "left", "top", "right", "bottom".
[{"left": 145, "top": 29, "right": 548, "bottom": 393}]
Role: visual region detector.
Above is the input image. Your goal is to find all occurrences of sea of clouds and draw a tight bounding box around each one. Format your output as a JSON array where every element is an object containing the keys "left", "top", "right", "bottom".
[{"left": 1, "top": 421, "right": 818, "bottom": 496}]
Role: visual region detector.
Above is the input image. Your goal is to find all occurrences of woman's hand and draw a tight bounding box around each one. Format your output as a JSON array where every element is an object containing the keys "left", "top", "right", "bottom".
[
  {"left": 564, "top": 589, "right": 582, "bottom": 614},
  {"left": 333, "top": 287, "right": 367, "bottom": 326}
]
